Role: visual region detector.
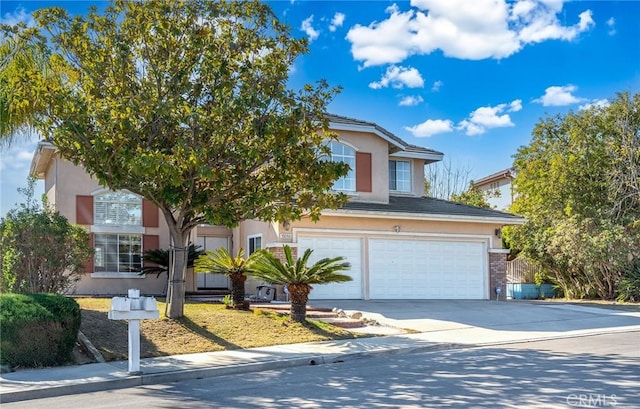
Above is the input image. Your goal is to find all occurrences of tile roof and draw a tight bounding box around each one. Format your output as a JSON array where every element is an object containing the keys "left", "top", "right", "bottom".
[
  {"left": 325, "top": 113, "right": 443, "bottom": 158},
  {"left": 340, "top": 195, "right": 524, "bottom": 222}
]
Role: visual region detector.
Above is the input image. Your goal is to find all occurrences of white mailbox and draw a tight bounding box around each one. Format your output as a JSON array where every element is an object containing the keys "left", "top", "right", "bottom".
[{"left": 107, "top": 289, "right": 160, "bottom": 374}]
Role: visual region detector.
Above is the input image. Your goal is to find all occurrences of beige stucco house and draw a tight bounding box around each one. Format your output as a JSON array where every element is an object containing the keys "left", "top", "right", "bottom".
[{"left": 30, "top": 114, "right": 524, "bottom": 300}]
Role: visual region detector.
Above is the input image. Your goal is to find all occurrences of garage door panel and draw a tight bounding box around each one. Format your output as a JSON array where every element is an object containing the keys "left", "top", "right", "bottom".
[
  {"left": 298, "top": 237, "right": 362, "bottom": 300},
  {"left": 369, "top": 239, "right": 485, "bottom": 300}
]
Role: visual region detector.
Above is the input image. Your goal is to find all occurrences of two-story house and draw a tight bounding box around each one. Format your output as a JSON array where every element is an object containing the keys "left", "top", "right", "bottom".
[
  {"left": 30, "top": 114, "right": 523, "bottom": 300},
  {"left": 474, "top": 168, "right": 517, "bottom": 211}
]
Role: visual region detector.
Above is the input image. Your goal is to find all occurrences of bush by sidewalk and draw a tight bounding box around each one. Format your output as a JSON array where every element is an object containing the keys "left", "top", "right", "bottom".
[{"left": 0, "top": 293, "right": 81, "bottom": 368}]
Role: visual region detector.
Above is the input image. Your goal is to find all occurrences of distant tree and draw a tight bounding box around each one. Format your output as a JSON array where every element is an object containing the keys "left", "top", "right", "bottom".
[
  {"left": 194, "top": 248, "right": 261, "bottom": 310},
  {"left": 1, "top": 179, "right": 93, "bottom": 293},
  {"left": 424, "top": 158, "right": 473, "bottom": 199},
  {"left": 1, "top": 0, "right": 348, "bottom": 318},
  {"left": 510, "top": 92, "right": 640, "bottom": 299},
  {"left": 250, "top": 246, "right": 351, "bottom": 322},
  {"left": 450, "top": 182, "right": 499, "bottom": 209}
]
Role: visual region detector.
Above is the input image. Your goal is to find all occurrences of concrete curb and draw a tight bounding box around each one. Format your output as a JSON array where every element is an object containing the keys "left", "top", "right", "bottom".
[{"left": 3, "top": 327, "right": 639, "bottom": 403}]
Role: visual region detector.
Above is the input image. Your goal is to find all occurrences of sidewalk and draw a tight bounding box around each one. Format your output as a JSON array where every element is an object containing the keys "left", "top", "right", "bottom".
[{"left": 3, "top": 317, "right": 639, "bottom": 404}]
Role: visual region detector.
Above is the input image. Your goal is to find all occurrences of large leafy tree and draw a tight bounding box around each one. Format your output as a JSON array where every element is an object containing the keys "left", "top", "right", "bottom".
[
  {"left": 510, "top": 92, "right": 640, "bottom": 299},
  {"left": 250, "top": 245, "right": 351, "bottom": 322},
  {"left": 1, "top": 0, "right": 348, "bottom": 318}
]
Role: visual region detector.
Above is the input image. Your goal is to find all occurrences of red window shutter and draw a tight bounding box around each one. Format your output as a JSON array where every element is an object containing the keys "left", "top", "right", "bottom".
[
  {"left": 76, "top": 195, "right": 94, "bottom": 225},
  {"left": 356, "top": 152, "right": 372, "bottom": 192},
  {"left": 142, "top": 199, "right": 159, "bottom": 227},
  {"left": 83, "top": 234, "right": 94, "bottom": 273},
  {"left": 143, "top": 235, "right": 160, "bottom": 267}
]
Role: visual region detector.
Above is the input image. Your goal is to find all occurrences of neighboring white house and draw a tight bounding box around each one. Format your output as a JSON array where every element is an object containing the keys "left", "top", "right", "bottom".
[{"left": 474, "top": 168, "right": 516, "bottom": 211}]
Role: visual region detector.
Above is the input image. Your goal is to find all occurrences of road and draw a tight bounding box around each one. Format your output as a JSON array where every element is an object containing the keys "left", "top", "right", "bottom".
[{"left": 5, "top": 332, "right": 639, "bottom": 408}]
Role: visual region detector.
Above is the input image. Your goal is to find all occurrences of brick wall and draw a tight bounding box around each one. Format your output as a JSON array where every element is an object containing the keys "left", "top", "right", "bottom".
[
  {"left": 268, "top": 245, "right": 297, "bottom": 263},
  {"left": 489, "top": 252, "right": 507, "bottom": 300}
]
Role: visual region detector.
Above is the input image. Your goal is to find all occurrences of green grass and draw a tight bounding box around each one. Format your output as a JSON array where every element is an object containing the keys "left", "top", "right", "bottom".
[{"left": 76, "top": 298, "right": 368, "bottom": 361}]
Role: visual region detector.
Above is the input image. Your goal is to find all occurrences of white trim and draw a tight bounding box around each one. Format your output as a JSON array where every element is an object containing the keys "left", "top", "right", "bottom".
[
  {"left": 389, "top": 150, "right": 443, "bottom": 161},
  {"left": 329, "top": 122, "right": 405, "bottom": 149},
  {"left": 321, "top": 209, "right": 525, "bottom": 225},
  {"left": 91, "top": 272, "right": 146, "bottom": 279},
  {"left": 265, "top": 242, "right": 299, "bottom": 248},
  {"left": 293, "top": 227, "right": 492, "bottom": 243},
  {"left": 488, "top": 248, "right": 511, "bottom": 254},
  {"left": 91, "top": 225, "right": 146, "bottom": 234}
]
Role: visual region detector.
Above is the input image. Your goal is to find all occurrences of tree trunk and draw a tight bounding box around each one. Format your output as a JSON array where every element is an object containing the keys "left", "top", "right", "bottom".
[
  {"left": 229, "top": 273, "right": 248, "bottom": 310},
  {"left": 165, "top": 224, "right": 191, "bottom": 319},
  {"left": 288, "top": 283, "right": 311, "bottom": 323}
]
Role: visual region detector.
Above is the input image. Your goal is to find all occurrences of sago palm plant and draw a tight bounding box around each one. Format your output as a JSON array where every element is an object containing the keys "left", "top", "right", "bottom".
[
  {"left": 194, "top": 248, "right": 259, "bottom": 310},
  {"left": 250, "top": 245, "right": 351, "bottom": 322}
]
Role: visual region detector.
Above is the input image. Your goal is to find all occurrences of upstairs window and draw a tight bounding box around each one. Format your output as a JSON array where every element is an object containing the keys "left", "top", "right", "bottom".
[
  {"left": 389, "top": 160, "right": 411, "bottom": 192},
  {"left": 94, "top": 191, "right": 142, "bottom": 226},
  {"left": 326, "top": 141, "right": 356, "bottom": 192}
]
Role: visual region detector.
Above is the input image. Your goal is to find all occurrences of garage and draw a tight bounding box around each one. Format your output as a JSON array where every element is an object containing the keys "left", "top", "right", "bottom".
[
  {"left": 297, "top": 236, "right": 363, "bottom": 300},
  {"left": 368, "top": 238, "right": 486, "bottom": 299}
]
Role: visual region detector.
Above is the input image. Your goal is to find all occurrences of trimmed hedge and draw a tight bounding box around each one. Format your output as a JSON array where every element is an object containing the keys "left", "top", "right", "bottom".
[{"left": 0, "top": 293, "right": 81, "bottom": 368}]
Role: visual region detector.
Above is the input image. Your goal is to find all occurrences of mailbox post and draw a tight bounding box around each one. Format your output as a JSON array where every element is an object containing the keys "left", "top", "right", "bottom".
[{"left": 108, "top": 289, "right": 160, "bottom": 374}]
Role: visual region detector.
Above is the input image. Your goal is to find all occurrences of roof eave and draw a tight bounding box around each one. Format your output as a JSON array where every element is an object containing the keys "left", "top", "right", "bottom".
[
  {"left": 323, "top": 208, "right": 526, "bottom": 225},
  {"left": 390, "top": 151, "right": 444, "bottom": 161},
  {"left": 29, "top": 142, "right": 56, "bottom": 179},
  {"left": 329, "top": 121, "right": 406, "bottom": 150}
]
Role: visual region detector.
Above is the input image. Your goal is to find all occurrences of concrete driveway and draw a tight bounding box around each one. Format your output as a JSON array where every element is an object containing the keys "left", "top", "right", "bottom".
[{"left": 308, "top": 300, "right": 640, "bottom": 344}]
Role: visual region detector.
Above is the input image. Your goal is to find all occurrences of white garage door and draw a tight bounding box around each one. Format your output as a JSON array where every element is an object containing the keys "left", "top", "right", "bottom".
[
  {"left": 369, "top": 239, "right": 485, "bottom": 299},
  {"left": 297, "top": 237, "right": 363, "bottom": 300}
]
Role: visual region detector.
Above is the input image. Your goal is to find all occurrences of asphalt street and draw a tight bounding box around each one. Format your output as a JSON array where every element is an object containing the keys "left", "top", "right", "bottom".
[{"left": 5, "top": 332, "right": 638, "bottom": 409}]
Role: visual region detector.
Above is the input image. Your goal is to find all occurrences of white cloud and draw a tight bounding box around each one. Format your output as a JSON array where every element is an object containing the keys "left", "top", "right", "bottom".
[
  {"left": 607, "top": 17, "right": 616, "bottom": 36},
  {"left": 329, "top": 12, "right": 345, "bottom": 32},
  {"left": 346, "top": 0, "right": 594, "bottom": 68},
  {"left": 369, "top": 65, "right": 424, "bottom": 89},
  {"left": 405, "top": 119, "right": 454, "bottom": 137},
  {"left": 534, "top": 85, "right": 586, "bottom": 106},
  {"left": 1, "top": 7, "right": 35, "bottom": 26},
  {"left": 579, "top": 98, "right": 610, "bottom": 111},
  {"left": 508, "top": 99, "right": 523, "bottom": 112},
  {"left": 301, "top": 15, "right": 319, "bottom": 42},
  {"left": 398, "top": 95, "right": 424, "bottom": 106},
  {"left": 457, "top": 100, "right": 520, "bottom": 135},
  {"left": 431, "top": 80, "right": 443, "bottom": 92}
]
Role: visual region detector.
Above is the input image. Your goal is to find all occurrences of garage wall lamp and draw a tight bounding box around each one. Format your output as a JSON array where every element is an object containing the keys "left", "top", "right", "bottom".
[
  {"left": 283, "top": 221, "right": 291, "bottom": 231},
  {"left": 394, "top": 225, "right": 400, "bottom": 233},
  {"left": 494, "top": 228, "right": 502, "bottom": 238}
]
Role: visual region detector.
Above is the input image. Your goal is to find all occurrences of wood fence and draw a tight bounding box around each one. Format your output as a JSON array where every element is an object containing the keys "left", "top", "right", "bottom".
[{"left": 506, "top": 257, "right": 541, "bottom": 283}]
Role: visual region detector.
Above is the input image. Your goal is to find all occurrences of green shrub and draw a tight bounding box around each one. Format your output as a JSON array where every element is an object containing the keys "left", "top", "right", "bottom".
[
  {"left": 0, "top": 293, "right": 81, "bottom": 368},
  {"left": 617, "top": 263, "right": 640, "bottom": 303}
]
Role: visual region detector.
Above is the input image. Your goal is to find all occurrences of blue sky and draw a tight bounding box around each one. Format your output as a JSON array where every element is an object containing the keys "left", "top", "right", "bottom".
[{"left": 1, "top": 0, "right": 639, "bottom": 216}]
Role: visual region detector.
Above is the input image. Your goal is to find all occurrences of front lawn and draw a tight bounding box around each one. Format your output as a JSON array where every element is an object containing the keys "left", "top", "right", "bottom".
[{"left": 77, "top": 298, "right": 364, "bottom": 361}]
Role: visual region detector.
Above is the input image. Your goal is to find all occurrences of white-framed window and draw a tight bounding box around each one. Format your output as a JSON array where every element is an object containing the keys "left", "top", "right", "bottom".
[
  {"left": 389, "top": 160, "right": 411, "bottom": 192},
  {"left": 94, "top": 191, "right": 142, "bottom": 226},
  {"left": 325, "top": 141, "right": 356, "bottom": 192},
  {"left": 248, "top": 234, "right": 262, "bottom": 255},
  {"left": 93, "top": 233, "right": 142, "bottom": 274}
]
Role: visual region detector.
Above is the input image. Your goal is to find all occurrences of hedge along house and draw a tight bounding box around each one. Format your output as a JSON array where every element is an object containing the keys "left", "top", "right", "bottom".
[{"left": 30, "top": 114, "right": 524, "bottom": 300}]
